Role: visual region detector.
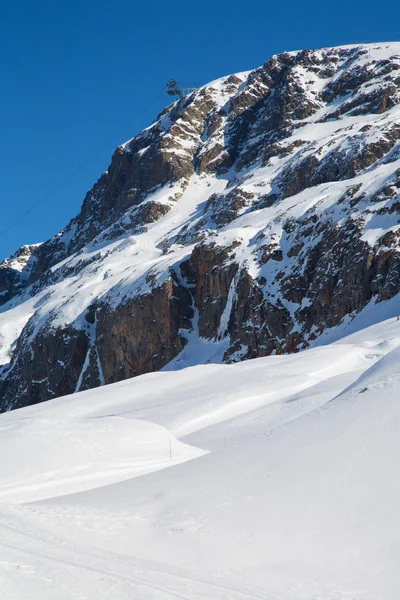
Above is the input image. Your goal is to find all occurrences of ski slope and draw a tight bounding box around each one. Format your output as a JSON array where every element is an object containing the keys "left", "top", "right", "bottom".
[{"left": 2, "top": 316, "right": 400, "bottom": 598}]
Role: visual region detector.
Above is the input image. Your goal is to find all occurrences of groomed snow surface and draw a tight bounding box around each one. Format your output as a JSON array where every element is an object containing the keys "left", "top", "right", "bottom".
[{"left": 2, "top": 314, "right": 400, "bottom": 599}]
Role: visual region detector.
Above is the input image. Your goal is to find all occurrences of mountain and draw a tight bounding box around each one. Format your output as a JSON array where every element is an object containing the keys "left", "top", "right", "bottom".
[{"left": 1, "top": 42, "right": 400, "bottom": 411}]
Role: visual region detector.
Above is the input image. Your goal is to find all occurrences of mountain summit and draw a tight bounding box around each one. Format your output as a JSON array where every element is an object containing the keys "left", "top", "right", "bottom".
[{"left": 1, "top": 42, "right": 400, "bottom": 411}]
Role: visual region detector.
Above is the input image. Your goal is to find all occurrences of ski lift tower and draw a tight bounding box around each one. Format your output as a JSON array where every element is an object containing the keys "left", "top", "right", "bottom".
[{"left": 166, "top": 79, "right": 198, "bottom": 98}]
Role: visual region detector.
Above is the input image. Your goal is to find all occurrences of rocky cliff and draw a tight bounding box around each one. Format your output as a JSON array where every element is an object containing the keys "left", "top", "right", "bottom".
[{"left": 1, "top": 42, "right": 400, "bottom": 411}]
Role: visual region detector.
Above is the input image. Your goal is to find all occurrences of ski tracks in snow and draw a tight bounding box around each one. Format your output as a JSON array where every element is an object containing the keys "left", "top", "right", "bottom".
[{"left": 0, "top": 513, "right": 279, "bottom": 600}]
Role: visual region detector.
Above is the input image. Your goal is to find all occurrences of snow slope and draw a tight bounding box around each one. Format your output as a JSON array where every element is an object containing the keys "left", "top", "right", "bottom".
[{"left": 2, "top": 316, "right": 400, "bottom": 598}]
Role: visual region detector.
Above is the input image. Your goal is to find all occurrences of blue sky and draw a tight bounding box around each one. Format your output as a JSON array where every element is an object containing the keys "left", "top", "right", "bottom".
[{"left": 0, "top": 0, "right": 399, "bottom": 260}]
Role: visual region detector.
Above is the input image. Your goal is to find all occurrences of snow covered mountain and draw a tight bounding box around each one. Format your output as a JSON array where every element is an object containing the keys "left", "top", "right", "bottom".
[{"left": 1, "top": 42, "right": 400, "bottom": 411}]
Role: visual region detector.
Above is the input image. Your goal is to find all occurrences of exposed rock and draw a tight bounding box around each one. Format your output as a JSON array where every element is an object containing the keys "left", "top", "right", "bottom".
[
  {"left": 0, "top": 244, "right": 40, "bottom": 306},
  {"left": 2, "top": 42, "right": 400, "bottom": 412},
  {"left": 95, "top": 276, "right": 193, "bottom": 383}
]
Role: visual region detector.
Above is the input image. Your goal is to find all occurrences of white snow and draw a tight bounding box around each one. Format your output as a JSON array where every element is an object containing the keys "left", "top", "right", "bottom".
[{"left": 2, "top": 315, "right": 400, "bottom": 598}]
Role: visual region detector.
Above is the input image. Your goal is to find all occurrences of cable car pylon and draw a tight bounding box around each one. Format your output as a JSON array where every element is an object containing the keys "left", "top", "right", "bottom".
[{"left": 166, "top": 79, "right": 198, "bottom": 98}]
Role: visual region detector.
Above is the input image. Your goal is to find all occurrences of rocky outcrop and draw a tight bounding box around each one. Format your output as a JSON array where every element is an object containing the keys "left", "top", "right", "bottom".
[
  {"left": 0, "top": 244, "right": 39, "bottom": 306},
  {"left": 2, "top": 42, "right": 400, "bottom": 412},
  {"left": 0, "top": 324, "right": 90, "bottom": 411},
  {"left": 0, "top": 274, "right": 193, "bottom": 411},
  {"left": 94, "top": 276, "right": 193, "bottom": 384},
  {"left": 181, "top": 241, "right": 240, "bottom": 338}
]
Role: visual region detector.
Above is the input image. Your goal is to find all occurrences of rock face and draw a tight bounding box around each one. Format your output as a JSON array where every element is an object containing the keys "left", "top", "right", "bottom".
[
  {"left": 0, "top": 244, "right": 40, "bottom": 304},
  {"left": 2, "top": 42, "right": 400, "bottom": 411}
]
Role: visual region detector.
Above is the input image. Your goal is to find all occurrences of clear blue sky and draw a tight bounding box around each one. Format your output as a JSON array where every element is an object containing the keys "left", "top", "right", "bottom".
[{"left": 0, "top": 0, "right": 399, "bottom": 260}]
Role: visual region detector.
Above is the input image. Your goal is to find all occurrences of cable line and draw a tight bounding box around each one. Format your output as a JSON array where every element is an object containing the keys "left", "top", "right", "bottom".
[{"left": 0, "top": 89, "right": 165, "bottom": 239}]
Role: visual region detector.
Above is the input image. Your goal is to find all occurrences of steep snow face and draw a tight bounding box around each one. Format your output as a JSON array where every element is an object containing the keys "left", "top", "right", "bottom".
[
  {"left": 2, "top": 317, "right": 400, "bottom": 598},
  {"left": 2, "top": 42, "right": 400, "bottom": 410}
]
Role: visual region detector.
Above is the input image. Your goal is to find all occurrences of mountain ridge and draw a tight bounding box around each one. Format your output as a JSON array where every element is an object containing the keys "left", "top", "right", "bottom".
[{"left": 1, "top": 41, "right": 400, "bottom": 411}]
